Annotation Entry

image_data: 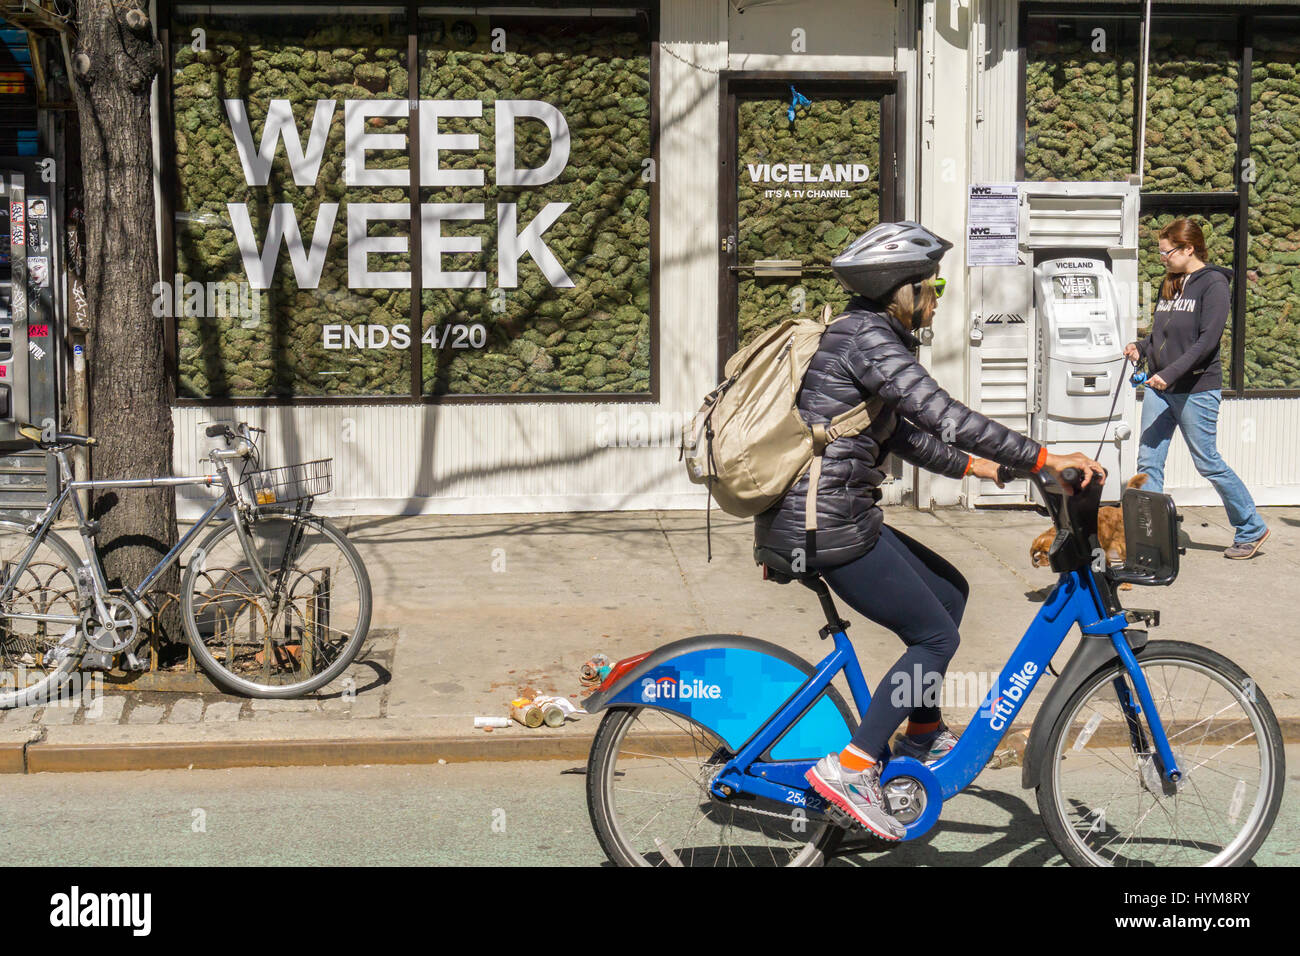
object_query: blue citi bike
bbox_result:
[583,467,1284,866]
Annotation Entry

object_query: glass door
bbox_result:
[719,75,901,374]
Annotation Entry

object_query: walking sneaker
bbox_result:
[1223,529,1269,560]
[805,754,906,841]
[892,722,960,764]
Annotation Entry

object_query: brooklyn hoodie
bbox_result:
[1138,264,1233,393]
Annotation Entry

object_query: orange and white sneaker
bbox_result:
[805,754,906,841]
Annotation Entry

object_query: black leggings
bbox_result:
[822,525,969,761]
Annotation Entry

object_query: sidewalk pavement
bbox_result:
[3,502,1297,772]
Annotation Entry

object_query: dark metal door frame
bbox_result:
[717,71,905,379]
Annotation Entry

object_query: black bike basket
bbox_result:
[1112,488,1182,587]
[240,459,333,505]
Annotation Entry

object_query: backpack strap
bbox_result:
[804,429,828,554]
[803,397,885,555]
[826,398,881,441]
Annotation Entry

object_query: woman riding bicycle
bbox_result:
[753,220,1105,841]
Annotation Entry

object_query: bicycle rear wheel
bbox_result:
[1037,640,1284,866]
[180,510,371,698]
[0,522,86,708]
[587,706,839,867]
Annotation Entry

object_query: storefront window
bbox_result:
[1023,17,1139,182]
[1143,24,1238,191]
[1025,17,1236,188]
[415,11,651,396]
[1247,23,1300,390]
[171,7,411,399]
[734,95,880,351]
[168,4,653,400]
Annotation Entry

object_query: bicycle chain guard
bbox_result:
[706,767,837,828]
[82,595,140,653]
[883,777,927,825]
[879,757,944,839]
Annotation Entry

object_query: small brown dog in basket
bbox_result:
[1030,474,1149,589]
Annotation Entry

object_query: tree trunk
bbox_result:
[71,1,180,639]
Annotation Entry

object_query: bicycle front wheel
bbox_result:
[181,511,372,698]
[1037,640,1285,867]
[587,706,839,867]
[0,521,86,708]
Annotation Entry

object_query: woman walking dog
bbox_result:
[1124,218,1269,559]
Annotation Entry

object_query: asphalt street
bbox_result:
[3,747,1296,866]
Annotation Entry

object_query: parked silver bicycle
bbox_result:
[0,422,371,704]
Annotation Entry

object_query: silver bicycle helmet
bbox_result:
[831,221,953,300]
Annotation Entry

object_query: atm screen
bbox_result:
[1055,275,1098,299]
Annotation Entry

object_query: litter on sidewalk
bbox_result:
[510,698,544,727]
[507,694,587,728]
[493,662,602,730]
[579,654,612,686]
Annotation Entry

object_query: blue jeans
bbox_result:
[1137,388,1267,544]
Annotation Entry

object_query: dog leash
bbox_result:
[1092,356,1139,487]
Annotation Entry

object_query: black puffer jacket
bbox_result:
[753,296,1043,568]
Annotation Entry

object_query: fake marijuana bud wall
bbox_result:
[170,12,651,398]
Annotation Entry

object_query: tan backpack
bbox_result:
[681,304,883,558]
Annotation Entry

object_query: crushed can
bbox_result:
[510,698,544,728]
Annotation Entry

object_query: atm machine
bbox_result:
[0,159,60,516]
[1032,255,1129,480]
[968,181,1139,505]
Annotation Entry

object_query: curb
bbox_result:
[20,732,600,774]
[11,716,1300,774]
[0,742,26,773]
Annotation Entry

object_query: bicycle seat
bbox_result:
[754,546,820,584]
[0,423,97,452]
[44,431,96,447]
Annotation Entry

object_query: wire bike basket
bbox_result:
[239,459,333,506]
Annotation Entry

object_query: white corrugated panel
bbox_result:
[1158,396,1300,507]
[978,354,1032,432]
[972,0,1020,182]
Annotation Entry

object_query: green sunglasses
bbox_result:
[925,276,946,298]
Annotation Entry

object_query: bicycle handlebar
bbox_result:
[205,422,263,461]
[994,465,1092,539]
[995,464,1085,492]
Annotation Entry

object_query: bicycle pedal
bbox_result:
[822,803,857,830]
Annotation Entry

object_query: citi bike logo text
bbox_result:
[640,675,722,702]
[988,661,1039,732]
